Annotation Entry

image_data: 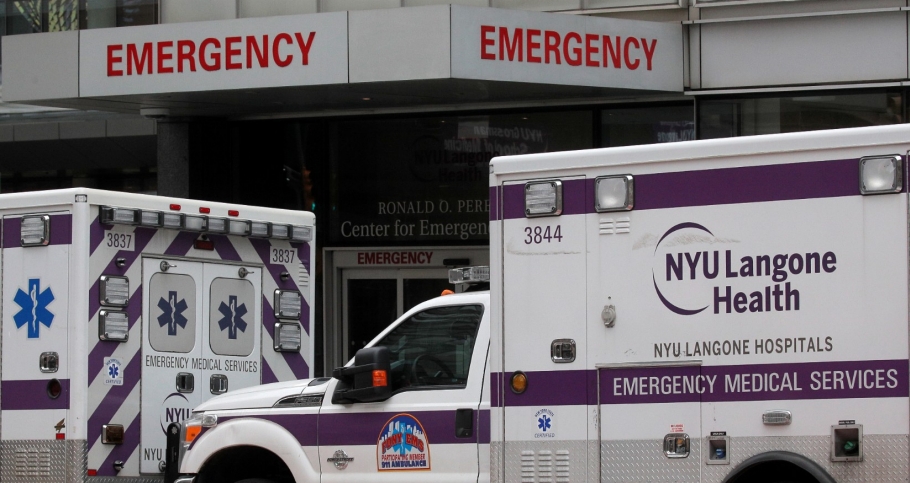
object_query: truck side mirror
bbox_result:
[331,346,392,404]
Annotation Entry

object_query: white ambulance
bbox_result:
[168,124,910,483]
[0,188,315,482]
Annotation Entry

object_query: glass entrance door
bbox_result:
[341,268,451,361]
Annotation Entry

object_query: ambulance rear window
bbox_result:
[374,304,483,392]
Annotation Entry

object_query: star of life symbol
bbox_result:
[157,290,188,336]
[534,408,555,438]
[217,295,248,339]
[104,357,123,386]
[13,278,55,338]
[538,415,551,432]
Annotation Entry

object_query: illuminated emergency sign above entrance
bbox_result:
[79,13,348,97]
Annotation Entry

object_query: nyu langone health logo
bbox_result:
[13,279,55,338]
[217,295,248,339]
[652,223,838,316]
[158,291,188,336]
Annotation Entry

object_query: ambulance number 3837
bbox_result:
[270,247,296,264]
[524,225,562,244]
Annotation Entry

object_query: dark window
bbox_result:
[698,90,903,139]
[328,111,592,245]
[373,304,483,392]
[116,0,156,27]
[600,103,694,147]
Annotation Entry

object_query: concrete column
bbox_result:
[156,121,190,198]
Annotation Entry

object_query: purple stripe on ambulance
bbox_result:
[1,214,71,247]
[262,297,310,379]
[635,158,862,211]
[88,289,142,379]
[88,227,157,320]
[87,351,142,452]
[261,358,279,385]
[319,410,489,446]
[501,179,587,220]
[164,231,199,256]
[90,216,106,255]
[492,359,910,407]
[96,413,141,476]
[498,158,872,220]
[489,372,502,408]
[0,379,70,410]
[208,234,242,261]
[1,217,18,248]
[248,238,298,290]
[49,213,73,245]
[491,370,597,407]
[477,408,491,444]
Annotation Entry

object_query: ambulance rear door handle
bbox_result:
[176,372,194,393]
[455,408,474,438]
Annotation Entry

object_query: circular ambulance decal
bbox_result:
[377,413,431,471]
[159,392,193,435]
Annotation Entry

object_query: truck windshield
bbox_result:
[373,304,483,392]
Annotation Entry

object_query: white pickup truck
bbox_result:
[167,267,491,483]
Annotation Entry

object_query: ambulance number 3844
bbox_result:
[524,225,562,244]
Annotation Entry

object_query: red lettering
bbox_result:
[199,38,221,71]
[157,41,174,74]
[225,36,242,70]
[382,252,391,264]
[126,42,152,75]
[246,35,268,68]
[585,33,599,67]
[603,36,621,68]
[358,253,365,264]
[177,40,196,72]
[526,29,541,63]
[623,37,640,70]
[480,25,495,60]
[294,31,316,65]
[544,31,560,64]
[499,27,523,61]
[107,45,123,76]
[273,33,293,67]
[641,38,657,70]
[563,32,581,66]
[425,252,433,264]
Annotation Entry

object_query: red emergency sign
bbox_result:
[480,25,657,71]
[106,32,316,76]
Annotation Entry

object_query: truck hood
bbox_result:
[195,378,324,411]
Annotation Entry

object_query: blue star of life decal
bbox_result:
[157,291,189,336]
[13,279,55,338]
[217,295,248,339]
[538,415,551,432]
[108,363,119,379]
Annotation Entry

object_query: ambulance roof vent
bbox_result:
[449,266,490,284]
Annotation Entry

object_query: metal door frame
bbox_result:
[324,246,490,371]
